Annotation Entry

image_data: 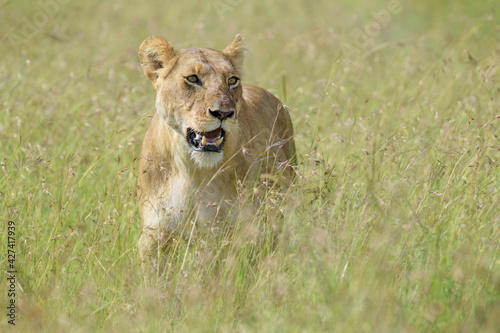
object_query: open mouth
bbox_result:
[187,127,225,153]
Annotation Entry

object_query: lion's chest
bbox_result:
[142,174,238,236]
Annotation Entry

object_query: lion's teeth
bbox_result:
[201,136,206,146]
[215,137,224,147]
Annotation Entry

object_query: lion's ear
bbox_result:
[138,36,175,83]
[223,34,247,75]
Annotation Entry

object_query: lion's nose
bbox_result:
[209,109,235,121]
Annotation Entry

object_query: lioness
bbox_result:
[137,34,295,277]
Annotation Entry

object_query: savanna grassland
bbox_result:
[1,0,499,331]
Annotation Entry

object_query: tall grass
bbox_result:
[1,0,499,331]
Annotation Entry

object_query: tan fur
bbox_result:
[137,35,296,278]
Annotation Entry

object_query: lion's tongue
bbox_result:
[198,128,223,146]
[201,128,222,139]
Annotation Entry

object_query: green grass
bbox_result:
[1,0,499,331]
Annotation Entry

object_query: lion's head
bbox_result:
[138,35,247,168]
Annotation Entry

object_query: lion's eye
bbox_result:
[228,77,239,86]
[185,75,200,85]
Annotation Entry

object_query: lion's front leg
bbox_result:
[138,230,159,285]
[138,224,173,285]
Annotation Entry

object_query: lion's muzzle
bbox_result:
[208,109,234,121]
[187,127,225,153]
